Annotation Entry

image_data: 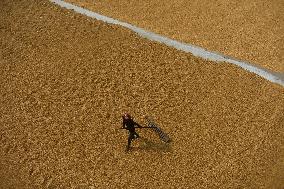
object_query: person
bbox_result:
[122,113,142,151]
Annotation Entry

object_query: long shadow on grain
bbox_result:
[132,137,172,152]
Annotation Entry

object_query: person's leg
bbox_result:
[134,131,140,139]
[127,132,135,151]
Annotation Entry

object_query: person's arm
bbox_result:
[134,121,142,128]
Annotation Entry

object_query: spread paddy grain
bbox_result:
[66,0,284,73]
[0,0,284,188]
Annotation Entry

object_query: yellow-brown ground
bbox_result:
[66,0,284,73]
[0,0,284,188]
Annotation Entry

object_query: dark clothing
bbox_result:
[128,131,140,146]
[122,119,142,131]
[122,118,142,151]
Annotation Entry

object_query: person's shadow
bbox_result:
[132,137,172,152]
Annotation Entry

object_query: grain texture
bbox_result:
[0,0,284,188]
[66,0,284,72]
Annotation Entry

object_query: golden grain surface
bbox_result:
[66,0,284,73]
[0,0,284,188]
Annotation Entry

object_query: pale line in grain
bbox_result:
[50,0,284,87]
